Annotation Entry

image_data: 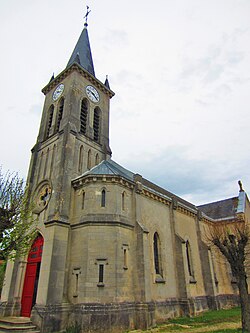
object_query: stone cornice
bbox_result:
[71,220,134,230]
[72,174,203,219]
[42,63,115,98]
[72,174,134,190]
[141,187,171,206]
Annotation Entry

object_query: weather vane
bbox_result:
[84,5,91,24]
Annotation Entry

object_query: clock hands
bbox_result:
[86,86,99,102]
[89,90,98,100]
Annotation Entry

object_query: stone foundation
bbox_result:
[0,295,239,333]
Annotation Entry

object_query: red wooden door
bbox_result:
[21,235,43,317]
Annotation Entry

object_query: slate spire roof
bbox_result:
[67,22,95,76]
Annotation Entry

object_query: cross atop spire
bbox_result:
[66,5,95,76]
[84,5,91,26]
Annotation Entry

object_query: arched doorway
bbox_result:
[21,234,43,317]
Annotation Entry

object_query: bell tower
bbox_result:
[15,17,116,313]
[27,20,114,223]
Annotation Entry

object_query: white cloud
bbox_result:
[1,0,250,205]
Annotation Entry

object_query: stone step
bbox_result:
[0,317,39,333]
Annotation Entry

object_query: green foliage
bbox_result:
[211,329,242,333]
[0,261,6,294]
[0,167,37,260]
[63,322,81,333]
[168,307,241,326]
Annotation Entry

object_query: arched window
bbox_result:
[122,191,125,211]
[153,232,161,275]
[78,146,83,173]
[101,189,106,207]
[80,99,88,135]
[87,149,91,170]
[55,98,64,132]
[46,105,54,138]
[95,153,100,165]
[186,240,194,277]
[93,107,100,142]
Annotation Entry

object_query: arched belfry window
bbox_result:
[80,99,88,135]
[55,98,64,132]
[46,105,54,139]
[186,240,194,277]
[101,189,106,207]
[93,107,101,142]
[153,232,161,275]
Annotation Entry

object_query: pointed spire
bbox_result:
[66,21,95,76]
[104,75,111,89]
[49,73,55,83]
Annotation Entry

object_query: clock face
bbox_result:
[86,85,100,103]
[33,182,52,214]
[52,84,64,101]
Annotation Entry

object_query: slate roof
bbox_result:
[78,159,197,211]
[198,197,238,220]
[81,159,134,181]
[67,23,95,76]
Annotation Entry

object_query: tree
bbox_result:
[0,167,37,260]
[205,221,250,332]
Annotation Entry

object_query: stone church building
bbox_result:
[1,19,249,333]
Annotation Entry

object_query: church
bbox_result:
[1,16,249,333]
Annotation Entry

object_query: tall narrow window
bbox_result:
[101,189,106,207]
[186,240,194,277]
[78,146,83,173]
[82,191,85,210]
[123,249,128,269]
[95,153,100,165]
[80,99,88,135]
[98,264,104,283]
[55,98,64,132]
[122,191,125,211]
[153,232,161,275]
[46,105,54,138]
[93,107,100,142]
[87,149,91,170]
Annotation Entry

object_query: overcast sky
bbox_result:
[0,0,250,205]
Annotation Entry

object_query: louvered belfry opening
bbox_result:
[56,98,64,132]
[93,107,100,142]
[46,105,54,138]
[80,99,88,135]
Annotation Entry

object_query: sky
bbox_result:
[0,0,250,206]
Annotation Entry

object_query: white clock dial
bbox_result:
[86,85,100,103]
[52,84,64,101]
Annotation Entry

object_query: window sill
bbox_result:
[189,276,197,284]
[97,282,105,287]
[155,275,165,283]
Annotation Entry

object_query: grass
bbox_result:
[129,307,242,333]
